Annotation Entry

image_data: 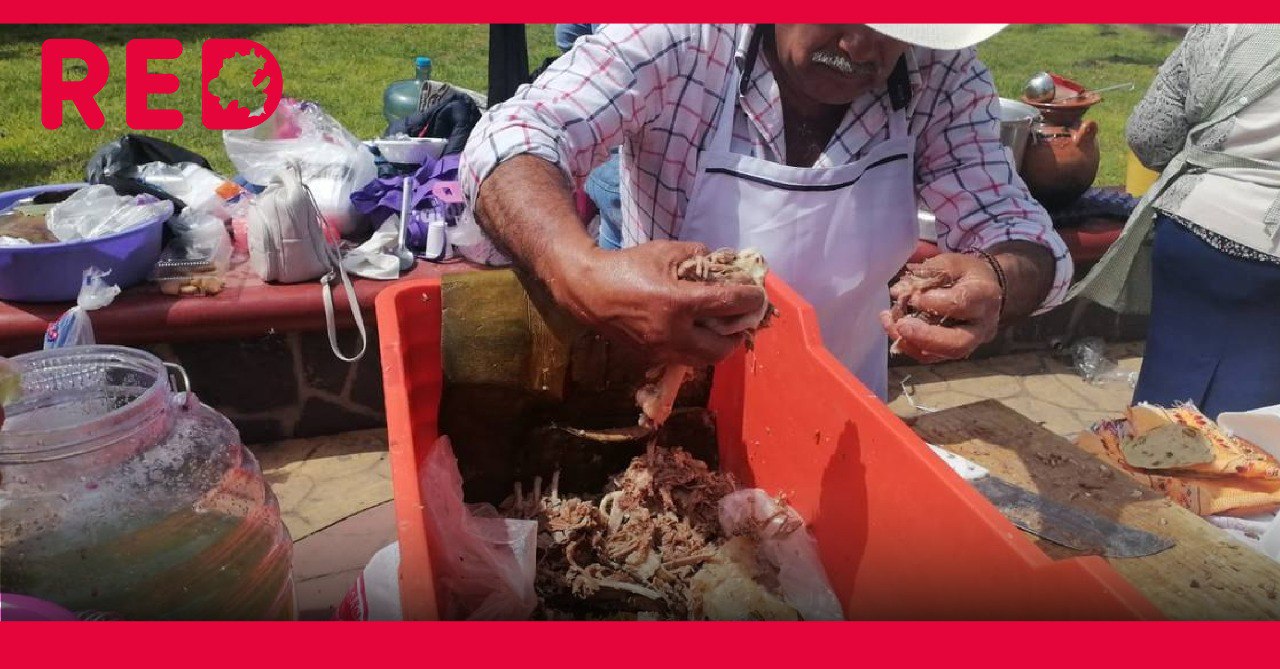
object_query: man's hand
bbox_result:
[475,155,765,367]
[550,241,767,366]
[879,253,1002,364]
[880,241,1055,364]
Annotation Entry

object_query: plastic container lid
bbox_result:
[416,56,432,69]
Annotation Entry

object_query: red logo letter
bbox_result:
[41,39,109,130]
[202,39,283,130]
[125,39,183,131]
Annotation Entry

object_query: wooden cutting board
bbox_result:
[907,400,1280,620]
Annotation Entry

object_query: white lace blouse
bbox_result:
[1127,24,1280,262]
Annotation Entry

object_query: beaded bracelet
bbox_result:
[966,249,1007,320]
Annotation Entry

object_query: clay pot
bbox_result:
[1021,91,1101,127]
[1020,119,1101,210]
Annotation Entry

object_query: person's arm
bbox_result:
[1126,27,1197,170]
[462,25,765,365]
[477,155,763,365]
[885,48,1071,363]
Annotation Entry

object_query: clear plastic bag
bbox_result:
[717,489,844,621]
[42,268,122,349]
[152,209,233,296]
[420,435,538,620]
[1067,337,1138,387]
[224,99,376,237]
[45,185,173,242]
[129,161,249,219]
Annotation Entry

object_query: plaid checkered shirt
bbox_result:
[460,24,1072,312]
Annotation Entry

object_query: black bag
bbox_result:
[385,92,482,155]
[85,134,213,212]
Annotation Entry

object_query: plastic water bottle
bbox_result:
[383,56,433,125]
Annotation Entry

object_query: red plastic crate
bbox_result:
[376,275,1160,620]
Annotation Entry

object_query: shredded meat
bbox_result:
[888,266,955,354]
[501,445,798,620]
[636,249,774,429]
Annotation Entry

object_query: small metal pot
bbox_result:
[997,98,1040,172]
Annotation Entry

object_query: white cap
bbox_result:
[865,24,1007,50]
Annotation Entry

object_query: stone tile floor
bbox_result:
[251,429,397,620]
[888,341,1145,439]
[257,342,1146,619]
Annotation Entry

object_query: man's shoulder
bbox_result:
[601,23,744,50]
[908,45,980,71]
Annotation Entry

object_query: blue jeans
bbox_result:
[1133,215,1280,416]
[554,24,598,52]
[585,150,623,249]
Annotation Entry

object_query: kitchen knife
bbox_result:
[927,444,1175,558]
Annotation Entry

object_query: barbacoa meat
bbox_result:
[501,445,799,620]
[636,249,774,429]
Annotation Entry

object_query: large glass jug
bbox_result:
[0,346,295,620]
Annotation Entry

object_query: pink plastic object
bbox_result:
[1,594,77,621]
[430,182,465,204]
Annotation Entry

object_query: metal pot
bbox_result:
[998,98,1040,171]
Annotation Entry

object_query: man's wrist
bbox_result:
[963,248,1007,319]
[538,232,604,301]
[985,241,1055,322]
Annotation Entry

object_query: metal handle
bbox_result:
[164,362,192,394]
[1059,82,1134,101]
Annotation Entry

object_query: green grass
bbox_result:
[0,24,561,189]
[978,24,1180,185]
[0,24,1178,191]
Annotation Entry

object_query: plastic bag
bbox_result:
[717,489,844,621]
[335,542,404,621]
[45,185,174,243]
[340,216,404,280]
[42,268,121,349]
[130,161,250,220]
[1067,337,1138,387]
[224,99,376,237]
[420,435,537,620]
[152,209,233,296]
[86,134,213,211]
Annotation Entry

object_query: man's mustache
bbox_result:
[811,50,877,77]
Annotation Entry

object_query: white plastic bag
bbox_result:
[130,161,247,219]
[420,435,537,620]
[224,100,376,236]
[717,489,844,621]
[45,185,174,243]
[452,204,512,267]
[335,542,404,621]
[340,217,402,280]
[42,268,122,349]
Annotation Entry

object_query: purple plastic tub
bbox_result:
[0,183,166,303]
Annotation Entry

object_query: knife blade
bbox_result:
[927,444,1175,558]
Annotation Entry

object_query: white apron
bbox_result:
[678,52,918,399]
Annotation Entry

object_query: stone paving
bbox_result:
[888,341,1146,439]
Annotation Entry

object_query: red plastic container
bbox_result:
[376,275,1160,620]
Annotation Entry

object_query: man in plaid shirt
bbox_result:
[460,25,1071,399]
